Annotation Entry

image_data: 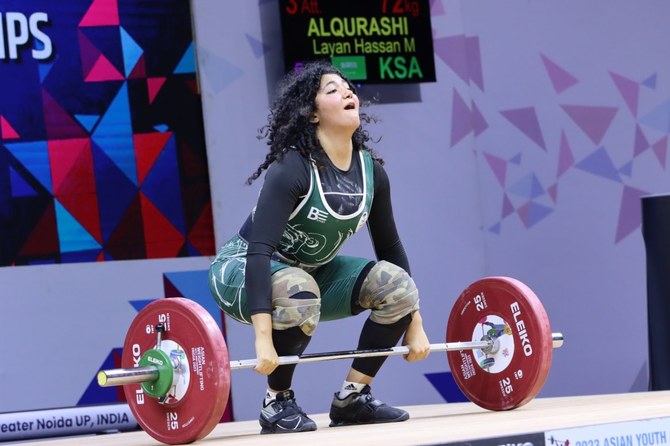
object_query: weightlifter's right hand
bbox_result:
[251,313,279,375]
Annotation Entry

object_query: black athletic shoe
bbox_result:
[259,390,317,434]
[329,385,409,427]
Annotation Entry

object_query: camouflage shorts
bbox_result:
[208,234,372,327]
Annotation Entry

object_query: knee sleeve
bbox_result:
[358,261,419,325]
[270,267,321,336]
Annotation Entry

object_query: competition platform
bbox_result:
[6,391,670,446]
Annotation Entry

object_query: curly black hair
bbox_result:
[247,60,382,184]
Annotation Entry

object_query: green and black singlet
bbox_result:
[240,147,410,316]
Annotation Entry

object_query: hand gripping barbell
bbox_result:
[97,276,564,445]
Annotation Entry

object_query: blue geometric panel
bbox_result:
[9,166,38,197]
[246,34,270,59]
[518,201,554,228]
[425,371,469,403]
[78,348,123,405]
[92,83,138,185]
[130,299,158,313]
[140,135,186,234]
[508,173,545,200]
[619,160,633,177]
[488,222,502,234]
[120,27,143,77]
[4,141,53,194]
[174,43,196,74]
[575,147,622,183]
[642,73,657,89]
[92,142,139,242]
[164,270,222,330]
[74,114,101,132]
[55,201,102,253]
[198,47,245,93]
[640,100,670,133]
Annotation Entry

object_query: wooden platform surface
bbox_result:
[11,391,670,445]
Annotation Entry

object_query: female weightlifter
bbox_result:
[208,60,430,433]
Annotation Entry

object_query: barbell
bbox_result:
[97,276,564,444]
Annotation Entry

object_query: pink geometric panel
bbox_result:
[79,0,120,27]
[78,30,99,76]
[633,125,650,157]
[501,193,515,218]
[610,71,639,117]
[434,35,482,88]
[85,54,124,82]
[1,115,20,139]
[483,152,507,186]
[430,0,445,16]
[129,56,147,79]
[465,36,483,90]
[615,185,648,243]
[540,53,578,94]
[450,89,472,147]
[547,183,558,203]
[500,107,546,150]
[471,101,488,136]
[561,105,618,145]
[147,77,167,104]
[652,136,668,169]
[42,89,89,140]
[557,131,575,178]
[134,132,172,184]
[434,35,466,82]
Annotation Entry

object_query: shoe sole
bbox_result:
[260,426,317,434]
[260,420,317,434]
[329,413,409,427]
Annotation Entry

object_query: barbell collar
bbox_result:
[97,366,159,387]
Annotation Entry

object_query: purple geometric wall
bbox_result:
[434,25,667,242]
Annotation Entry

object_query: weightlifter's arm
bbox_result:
[245,152,309,375]
[368,162,430,362]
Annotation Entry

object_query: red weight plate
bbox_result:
[446,277,553,411]
[122,298,230,444]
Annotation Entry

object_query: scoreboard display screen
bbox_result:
[278,0,436,84]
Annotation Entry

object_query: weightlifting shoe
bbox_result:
[329,385,409,427]
[259,390,317,434]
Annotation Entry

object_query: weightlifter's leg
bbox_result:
[333,260,421,426]
[312,258,421,427]
[259,266,321,434]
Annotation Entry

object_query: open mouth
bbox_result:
[344,103,356,110]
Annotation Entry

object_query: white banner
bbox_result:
[0,404,137,441]
[546,417,670,446]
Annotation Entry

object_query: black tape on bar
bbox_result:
[641,193,670,391]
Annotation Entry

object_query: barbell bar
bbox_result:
[99,334,564,388]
